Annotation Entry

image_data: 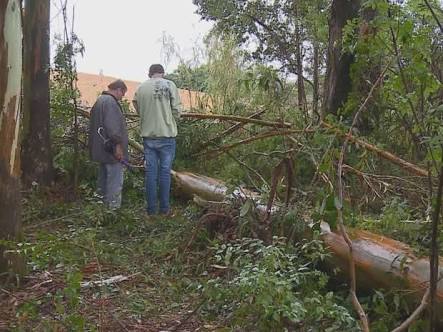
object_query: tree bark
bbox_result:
[430,159,443,331]
[322,0,361,117]
[354,6,379,134]
[294,3,307,113]
[21,0,53,187]
[312,39,320,118]
[0,0,23,274]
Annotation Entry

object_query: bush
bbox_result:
[201,237,358,331]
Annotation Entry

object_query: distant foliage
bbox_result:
[193,0,329,76]
[165,63,209,92]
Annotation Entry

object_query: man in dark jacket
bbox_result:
[88,79,128,209]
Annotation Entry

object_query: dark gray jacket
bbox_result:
[88,92,128,164]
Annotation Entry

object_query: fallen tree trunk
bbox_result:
[322,224,443,305]
[171,170,443,314]
[172,170,228,202]
[171,170,266,208]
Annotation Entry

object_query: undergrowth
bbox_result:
[0,179,430,331]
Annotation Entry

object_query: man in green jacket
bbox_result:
[133,64,182,215]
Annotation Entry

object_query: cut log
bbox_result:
[172,170,443,313]
[321,223,443,306]
[172,170,227,202]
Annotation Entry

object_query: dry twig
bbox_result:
[391,288,430,332]
[181,112,292,128]
[226,151,269,190]
[335,61,390,331]
[183,212,231,253]
[423,0,443,34]
[197,129,309,158]
[196,109,266,152]
[169,299,207,332]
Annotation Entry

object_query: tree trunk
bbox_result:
[322,0,361,117]
[21,0,53,187]
[0,0,24,274]
[294,4,307,113]
[312,39,320,118]
[355,6,380,134]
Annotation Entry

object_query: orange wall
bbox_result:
[76,72,211,111]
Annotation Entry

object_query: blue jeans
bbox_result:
[143,138,176,215]
[97,162,124,209]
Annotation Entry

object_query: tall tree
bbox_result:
[322,0,361,117]
[21,0,53,186]
[193,0,328,110]
[0,0,23,273]
[293,1,307,112]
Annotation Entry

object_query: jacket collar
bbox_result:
[101,91,124,114]
[101,91,120,103]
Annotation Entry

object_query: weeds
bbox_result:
[3,180,439,330]
[2,187,205,330]
[200,237,358,331]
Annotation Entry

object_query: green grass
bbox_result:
[1,189,213,331]
[1,183,434,331]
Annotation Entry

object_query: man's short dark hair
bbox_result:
[108,79,127,92]
[148,64,165,77]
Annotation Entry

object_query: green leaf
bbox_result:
[240,199,253,217]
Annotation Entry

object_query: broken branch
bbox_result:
[181,112,292,128]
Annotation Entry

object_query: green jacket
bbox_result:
[134,77,182,138]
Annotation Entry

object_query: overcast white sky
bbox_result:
[50,0,213,82]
